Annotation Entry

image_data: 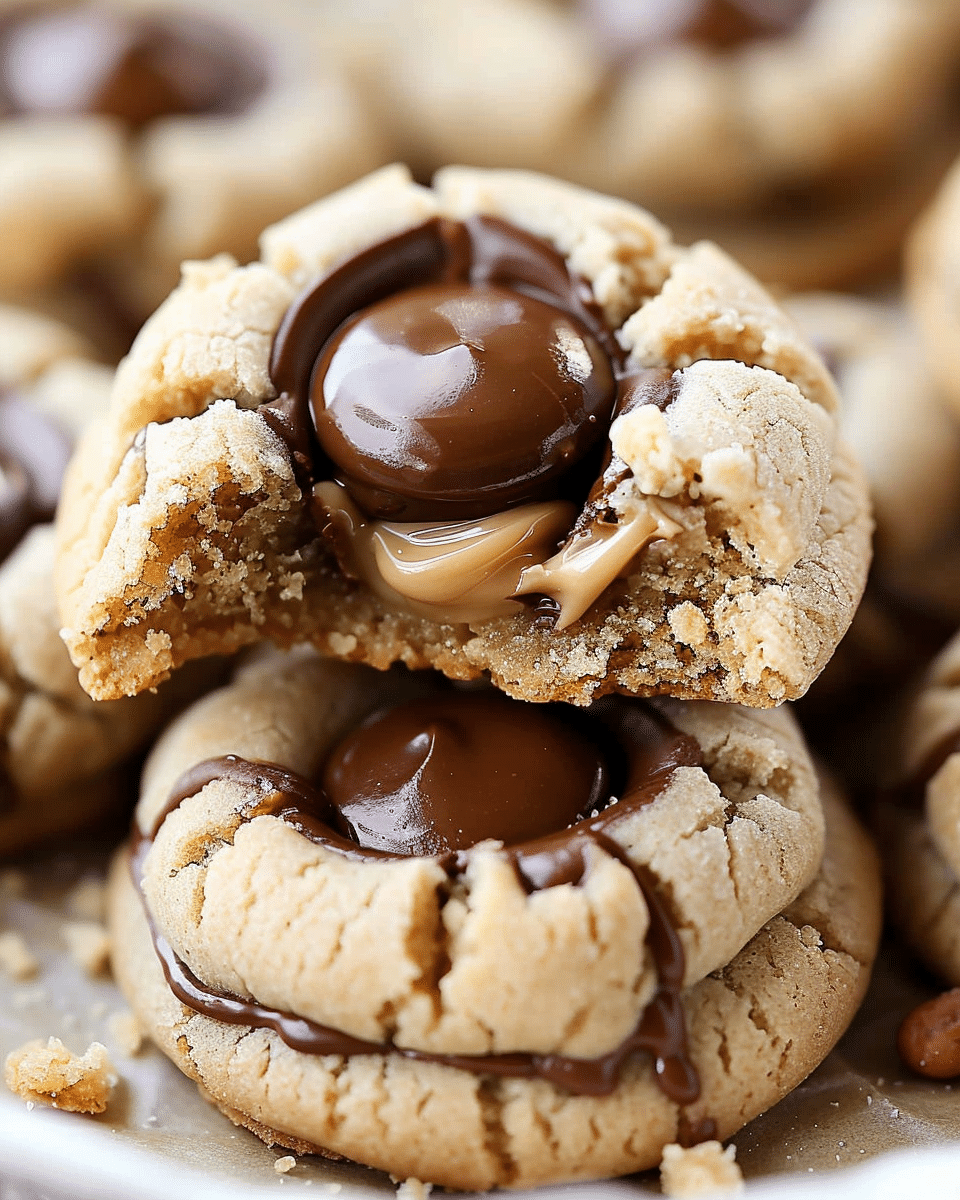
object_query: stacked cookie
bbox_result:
[49,165,885,1186]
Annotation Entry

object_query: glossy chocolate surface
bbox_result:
[271,216,625,523]
[0,6,266,126]
[0,390,72,564]
[312,280,616,521]
[136,696,709,1106]
[323,691,609,855]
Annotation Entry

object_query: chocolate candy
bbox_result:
[312,281,616,522]
[271,215,621,524]
[322,691,610,854]
[0,6,266,127]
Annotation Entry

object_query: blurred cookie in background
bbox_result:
[339,0,960,289]
[0,0,388,352]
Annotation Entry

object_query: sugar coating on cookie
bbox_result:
[57,165,870,709]
[109,667,882,1190]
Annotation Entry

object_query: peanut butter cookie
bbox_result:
[108,644,881,1188]
[56,166,871,707]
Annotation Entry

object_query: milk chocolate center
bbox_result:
[312,281,616,522]
[0,6,266,126]
[270,216,624,524]
[323,691,610,854]
[584,0,814,57]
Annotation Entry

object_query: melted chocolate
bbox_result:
[133,698,710,1109]
[312,281,616,521]
[270,216,632,524]
[0,6,266,127]
[0,389,72,565]
[323,692,609,855]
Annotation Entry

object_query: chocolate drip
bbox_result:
[133,699,710,1109]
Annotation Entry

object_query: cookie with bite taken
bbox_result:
[56,165,872,707]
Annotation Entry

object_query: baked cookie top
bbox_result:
[112,645,881,1187]
[56,165,871,706]
[786,292,960,572]
[0,0,384,303]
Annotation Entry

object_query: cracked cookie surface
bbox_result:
[108,648,881,1187]
[56,165,871,707]
[878,629,960,984]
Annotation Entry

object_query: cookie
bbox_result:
[0,0,385,314]
[0,305,206,853]
[333,0,960,288]
[786,292,960,613]
[877,630,960,985]
[107,645,881,1188]
[56,165,871,708]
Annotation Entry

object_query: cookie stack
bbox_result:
[45,163,887,1187]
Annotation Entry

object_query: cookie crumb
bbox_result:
[394,1179,432,1200]
[0,931,38,980]
[107,1009,143,1056]
[275,1156,296,1175]
[62,921,110,976]
[66,878,106,922]
[4,1037,116,1113]
[660,1141,743,1197]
